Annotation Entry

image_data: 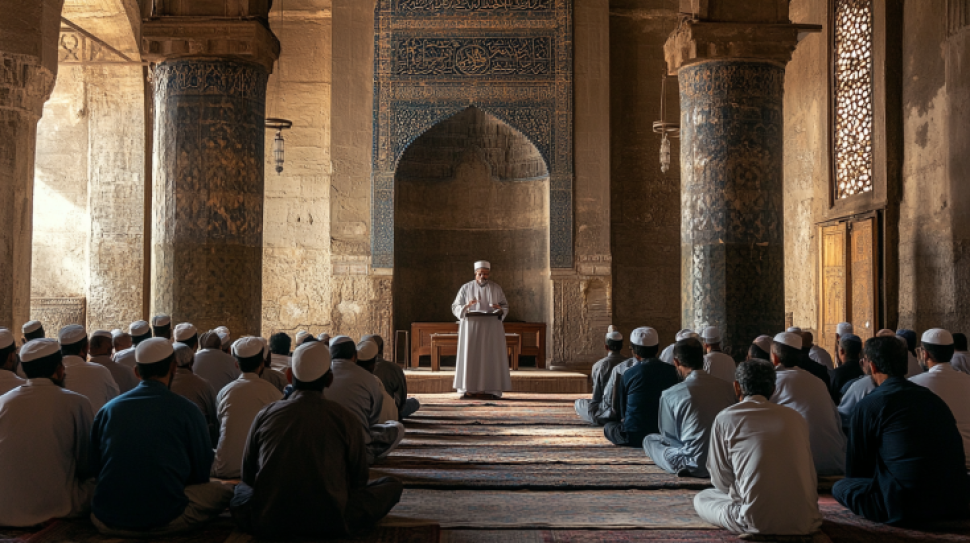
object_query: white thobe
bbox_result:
[270,353,291,372]
[376,377,399,423]
[704,352,737,383]
[770,367,846,476]
[212,373,283,478]
[698,396,821,535]
[909,363,970,468]
[951,351,970,375]
[63,355,119,413]
[114,346,136,368]
[809,345,834,370]
[0,379,95,527]
[325,359,386,443]
[0,369,25,395]
[194,348,242,394]
[452,280,511,396]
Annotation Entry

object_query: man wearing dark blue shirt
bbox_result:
[90,338,234,537]
[604,327,679,447]
[833,336,970,525]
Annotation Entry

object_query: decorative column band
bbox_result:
[0,53,56,119]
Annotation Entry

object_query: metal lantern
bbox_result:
[265,118,292,175]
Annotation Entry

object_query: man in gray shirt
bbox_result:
[363,334,420,419]
[575,326,627,425]
[170,343,219,447]
[194,331,241,394]
[644,337,737,477]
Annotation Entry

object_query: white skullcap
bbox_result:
[22,320,42,334]
[474,260,491,270]
[674,329,694,341]
[837,322,854,336]
[258,336,269,358]
[292,342,331,382]
[129,320,151,336]
[606,325,622,342]
[152,314,171,327]
[215,326,230,336]
[701,326,721,344]
[753,335,773,354]
[295,330,311,345]
[173,342,194,367]
[786,326,802,334]
[111,328,125,338]
[91,329,112,340]
[0,329,14,350]
[330,335,353,347]
[773,332,802,350]
[922,328,954,346]
[317,333,331,343]
[357,339,379,361]
[232,337,264,359]
[630,327,659,347]
[58,324,87,346]
[173,323,198,342]
[218,331,230,348]
[20,338,60,363]
[136,337,174,364]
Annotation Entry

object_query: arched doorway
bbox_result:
[393,108,551,359]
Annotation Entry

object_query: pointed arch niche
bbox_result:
[393,108,551,334]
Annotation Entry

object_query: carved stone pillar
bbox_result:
[0,0,63,331]
[665,13,820,356]
[142,19,279,335]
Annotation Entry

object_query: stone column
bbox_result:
[142,20,279,335]
[665,13,819,355]
[0,0,63,331]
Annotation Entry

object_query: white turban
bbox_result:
[474,260,491,271]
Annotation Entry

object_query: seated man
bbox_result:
[326,336,405,464]
[58,325,119,413]
[194,330,241,394]
[834,336,970,525]
[794,331,831,388]
[356,339,398,423]
[170,342,219,447]
[769,332,845,476]
[254,337,287,392]
[268,332,292,371]
[114,320,151,368]
[230,342,403,537]
[110,329,131,360]
[152,314,172,339]
[89,330,138,394]
[212,337,284,479]
[0,339,94,527]
[701,327,736,383]
[829,334,863,403]
[659,329,696,364]
[0,328,25,394]
[949,332,969,374]
[90,338,233,537]
[896,329,923,377]
[695,359,822,537]
[604,327,679,446]
[802,330,834,370]
[364,334,420,420]
[834,322,853,365]
[575,325,628,425]
[643,337,736,477]
[747,335,772,361]
[909,329,970,469]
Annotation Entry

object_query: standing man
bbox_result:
[575,325,628,425]
[451,260,511,399]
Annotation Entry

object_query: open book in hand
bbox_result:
[467,308,502,317]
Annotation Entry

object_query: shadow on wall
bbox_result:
[394,107,551,331]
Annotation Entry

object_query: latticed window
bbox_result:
[833,0,874,200]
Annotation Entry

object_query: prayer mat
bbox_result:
[385,489,713,529]
[818,497,970,542]
[413,393,585,403]
[401,434,614,448]
[406,414,585,426]
[405,424,604,437]
[388,445,655,465]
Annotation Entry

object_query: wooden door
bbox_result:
[850,218,878,341]
[820,224,848,355]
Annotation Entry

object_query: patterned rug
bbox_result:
[388,445,654,465]
[406,424,603,437]
[439,530,754,543]
[401,434,615,448]
[818,497,970,542]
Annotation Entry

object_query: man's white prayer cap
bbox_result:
[317,333,331,343]
[135,337,174,364]
[174,323,197,342]
[786,326,802,334]
[232,337,264,359]
[111,329,125,338]
[152,314,171,327]
[218,331,230,348]
[330,335,353,347]
[20,338,60,363]
[22,320,42,334]
[922,328,954,346]
[129,320,151,336]
[837,322,853,336]
[91,329,112,340]
[292,342,331,382]
[257,336,270,358]
[173,342,194,367]
[295,330,311,345]
[630,327,659,347]
[773,332,802,350]
[606,325,623,342]
[215,326,230,336]
[58,324,86,346]
[357,339,379,362]
[674,329,696,341]
[753,335,773,353]
[701,326,721,344]
[474,260,491,270]
[0,329,14,350]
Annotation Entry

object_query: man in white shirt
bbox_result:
[769,332,846,476]
[950,333,970,374]
[0,338,95,526]
[801,330,834,370]
[326,336,405,464]
[834,322,853,366]
[701,326,736,383]
[115,320,152,368]
[89,330,138,394]
[152,314,173,340]
[356,339,398,423]
[111,329,131,360]
[212,337,283,478]
[695,359,822,536]
[575,326,629,425]
[909,328,970,468]
[21,320,45,344]
[194,330,241,394]
[59,325,119,413]
[0,328,25,394]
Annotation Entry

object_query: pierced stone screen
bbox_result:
[834,0,874,200]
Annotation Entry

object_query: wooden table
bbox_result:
[429,333,522,371]
[411,322,546,370]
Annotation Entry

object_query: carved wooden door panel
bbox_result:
[820,224,848,356]
[850,218,878,341]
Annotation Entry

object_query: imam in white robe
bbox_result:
[770,367,846,476]
[909,363,970,468]
[452,280,511,396]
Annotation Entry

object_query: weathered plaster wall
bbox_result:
[609,1,681,344]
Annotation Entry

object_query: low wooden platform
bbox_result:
[406,368,588,394]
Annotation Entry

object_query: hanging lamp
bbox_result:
[653,2,680,174]
[265,0,292,175]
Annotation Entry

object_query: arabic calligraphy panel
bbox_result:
[392,37,552,77]
[394,0,553,13]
